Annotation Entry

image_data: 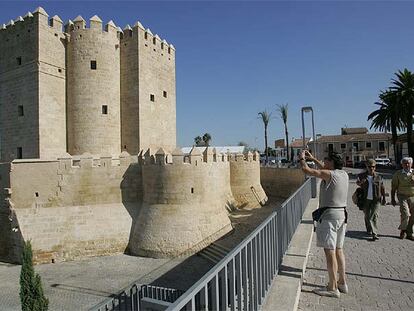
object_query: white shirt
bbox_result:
[367,175,373,200]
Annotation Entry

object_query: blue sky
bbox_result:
[1,1,413,150]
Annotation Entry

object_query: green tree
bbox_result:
[258,110,271,164]
[20,241,49,311]
[276,103,289,161]
[368,89,405,164]
[194,136,202,146]
[391,69,414,158]
[202,133,212,146]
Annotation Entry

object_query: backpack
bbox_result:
[352,187,364,210]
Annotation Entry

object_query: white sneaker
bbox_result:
[338,283,348,294]
[313,287,340,298]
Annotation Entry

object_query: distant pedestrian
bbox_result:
[356,159,386,241]
[300,150,348,298]
[391,157,414,240]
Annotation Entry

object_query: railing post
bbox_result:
[311,176,317,198]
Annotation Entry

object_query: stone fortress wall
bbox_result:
[0,148,270,264]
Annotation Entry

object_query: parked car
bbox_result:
[375,158,393,167]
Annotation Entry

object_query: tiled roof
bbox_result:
[341,127,368,135]
[312,133,391,143]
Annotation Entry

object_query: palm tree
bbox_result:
[368,89,405,164]
[194,136,202,146]
[258,110,271,164]
[276,104,289,161]
[202,133,212,146]
[391,69,414,158]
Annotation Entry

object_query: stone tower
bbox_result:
[0,8,66,161]
[120,22,176,154]
[0,7,177,161]
[66,15,121,156]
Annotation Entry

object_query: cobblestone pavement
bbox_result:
[299,178,414,311]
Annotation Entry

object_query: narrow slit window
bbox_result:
[18,105,24,116]
[153,37,156,45]
[163,91,167,98]
[16,57,22,65]
[150,94,155,102]
[144,32,148,40]
[90,60,97,70]
[161,43,164,50]
[191,187,194,194]
[17,147,22,159]
[102,105,108,114]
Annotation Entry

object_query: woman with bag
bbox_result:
[299,150,348,298]
[356,159,386,241]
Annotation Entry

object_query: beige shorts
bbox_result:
[316,219,346,250]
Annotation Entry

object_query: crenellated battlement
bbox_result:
[65,14,119,37]
[138,147,259,167]
[0,7,66,37]
[119,21,175,55]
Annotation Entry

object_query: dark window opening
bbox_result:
[18,105,24,116]
[153,37,156,45]
[150,94,155,102]
[191,187,194,194]
[58,68,62,73]
[123,145,127,150]
[328,144,334,153]
[54,33,58,37]
[168,47,171,54]
[90,60,97,70]
[17,147,22,159]
[366,142,372,148]
[145,43,148,47]
[161,43,164,50]
[144,32,148,40]
[35,192,39,197]
[353,142,359,151]
[340,143,346,149]
[379,141,385,151]
[163,91,167,98]
[16,57,22,65]
[153,49,156,52]
[102,105,108,114]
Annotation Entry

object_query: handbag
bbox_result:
[312,207,328,223]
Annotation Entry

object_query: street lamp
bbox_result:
[301,106,317,157]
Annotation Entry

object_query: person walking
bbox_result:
[299,150,348,298]
[391,157,414,240]
[356,159,386,241]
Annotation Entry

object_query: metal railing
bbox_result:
[92,285,184,311]
[91,177,313,311]
[165,177,313,311]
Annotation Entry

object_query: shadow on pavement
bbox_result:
[346,230,371,240]
[50,283,117,298]
[307,267,414,285]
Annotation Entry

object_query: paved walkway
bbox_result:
[299,179,414,311]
